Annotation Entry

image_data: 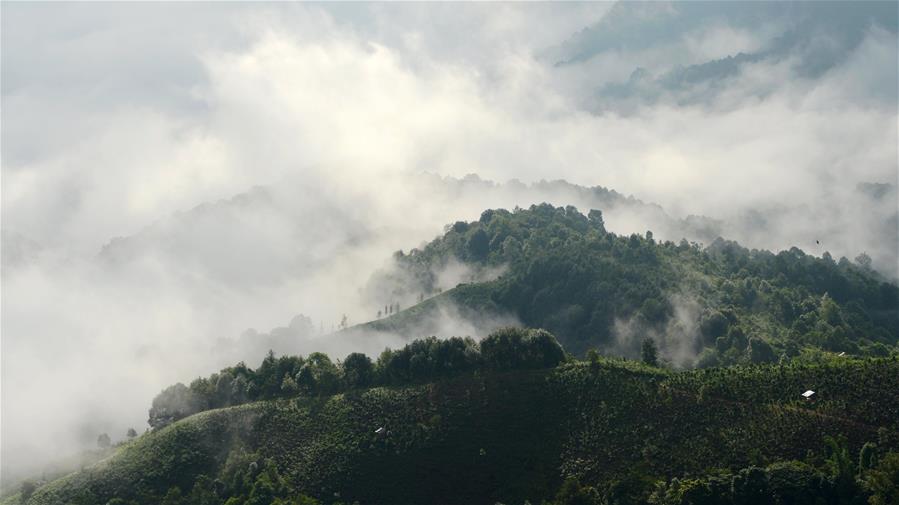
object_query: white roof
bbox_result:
[838,352,846,357]
[375,427,385,434]
[802,390,815,398]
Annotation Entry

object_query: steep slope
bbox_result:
[368,204,898,364]
[341,282,513,341]
[12,357,899,505]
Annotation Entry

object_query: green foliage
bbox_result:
[106,499,138,505]
[296,353,340,396]
[550,478,600,505]
[20,357,899,505]
[700,310,729,342]
[647,458,887,505]
[159,487,182,505]
[147,329,567,428]
[19,481,35,504]
[747,337,776,364]
[859,442,878,473]
[376,336,482,384]
[342,352,374,389]
[148,383,209,429]
[606,472,656,505]
[651,357,899,432]
[730,467,768,505]
[480,327,566,370]
[641,338,659,367]
[185,475,218,505]
[27,204,897,505]
[378,204,897,361]
[467,228,490,261]
[863,452,899,505]
[824,435,856,490]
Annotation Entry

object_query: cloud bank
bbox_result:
[2,1,896,487]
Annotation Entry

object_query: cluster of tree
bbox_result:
[386,204,898,361]
[641,338,659,367]
[92,428,138,451]
[24,351,898,505]
[99,455,326,505]
[543,439,899,505]
[89,441,899,505]
[376,302,402,319]
[149,327,565,429]
[663,356,899,429]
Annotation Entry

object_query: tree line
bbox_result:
[547,438,899,505]
[148,327,565,429]
[386,204,898,362]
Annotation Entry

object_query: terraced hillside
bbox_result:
[11,356,898,505]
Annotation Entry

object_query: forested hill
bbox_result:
[10,343,899,505]
[9,205,898,505]
[369,204,898,365]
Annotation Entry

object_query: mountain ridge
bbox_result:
[9,354,898,505]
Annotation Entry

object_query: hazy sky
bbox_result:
[2,1,897,486]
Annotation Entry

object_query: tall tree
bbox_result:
[342,352,374,388]
[641,338,659,367]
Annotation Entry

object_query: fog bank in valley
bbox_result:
[2,2,896,487]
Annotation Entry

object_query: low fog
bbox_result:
[2,2,896,488]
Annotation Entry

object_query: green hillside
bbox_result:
[372,204,898,364]
[10,349,899,505]
[10,205,898,505]
[350,281,505,337]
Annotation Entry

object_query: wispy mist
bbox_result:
[2,1,896,487]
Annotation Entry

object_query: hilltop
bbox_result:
[9,205,899,505]
[362,204,897,365]
[8,340,898,505]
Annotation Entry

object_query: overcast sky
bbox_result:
[2,1,897,486]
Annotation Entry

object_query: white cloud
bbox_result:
[1,2,896,486]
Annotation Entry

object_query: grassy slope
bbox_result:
[341,282,504,337]
[15,358,899,505]
[0,448,115,500]
[381,205,899,360]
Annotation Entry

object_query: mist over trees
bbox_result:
[641,338,659,367]
[378,204,898,365]
[26,346,899,505]
[148,327,566,429]
[3,0,897,495]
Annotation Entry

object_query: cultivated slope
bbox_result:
[14,357,899,505]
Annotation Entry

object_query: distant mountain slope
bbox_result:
[339,282,514,343]
[93,175,722,283]
[11,356,898,505]
[368,204,898,364]
[550,1,897,111]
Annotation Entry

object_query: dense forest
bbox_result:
[8,329,898,505]
[146,327,565,430]
[8,1,899,503]
[9,206,898,505]
[371,204,898,364]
